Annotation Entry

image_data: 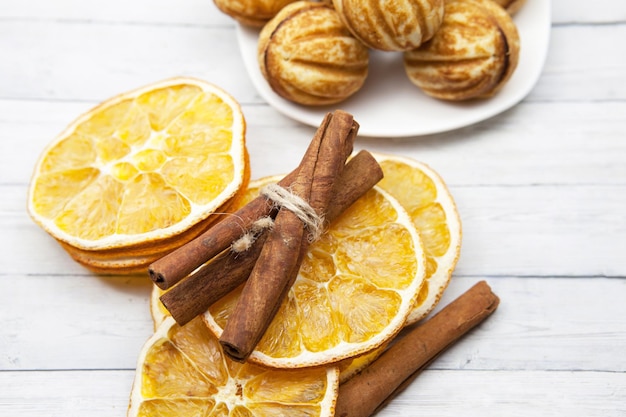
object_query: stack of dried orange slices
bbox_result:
[139,154,462,416]
[27,78,249,273]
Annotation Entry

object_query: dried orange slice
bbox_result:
[150,285,169,330]
[27,77,248,273]
[128,316,339,417]
[202,175,426,368]
[374,153,461,324]
[149,282,378,385]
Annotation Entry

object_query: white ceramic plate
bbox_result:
[237,0,551,138]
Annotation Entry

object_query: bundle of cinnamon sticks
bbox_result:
[150,110,382,361]
[148,111,501,416]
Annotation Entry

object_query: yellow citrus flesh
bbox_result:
[203,176,426,368]
[59,177,249,273]
[128,316,339,417]
[150,285,169,331]
[28,78,247,253]
[373,153,461,324]
[151,279,383,385]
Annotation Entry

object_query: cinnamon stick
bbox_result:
[160,150,383,326]
[148,114,334,290]
[335,280,500,417]
[219,111,357,362]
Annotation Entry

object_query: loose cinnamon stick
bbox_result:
[160,150,382,326]
[335,280,500,417]
[219,111,357,362]
[148,114,334,290]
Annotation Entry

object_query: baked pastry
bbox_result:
[332,0,444,51]
[403,0,520,100]
[214,0,297,27]
[258,1,369,106]
[491,0,527,14]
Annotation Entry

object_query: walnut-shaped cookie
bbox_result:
[332,0,444,51]
[214,0,297,27]
[258,1,369,106]
[403,0,520,101]
[491,0,527,14]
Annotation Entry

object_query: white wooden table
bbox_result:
[1,1,625,415]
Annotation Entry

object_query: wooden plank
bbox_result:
[528,24,626,102]
[0,0,233,25]
[356,101,626,187]
[0,21,255,103]
[452,184,626,277]
[2,0,625,25]
[7,180,626,277]
[0,369,623,416]
[0,370,134,416]
[2,276,625,372]
[380,369,626,417]
[552,1,626,23]
[0,273,153,371]
[429,277,626,372]
[3,100,626,187]
[1,21,626,104]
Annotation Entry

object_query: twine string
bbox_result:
[230,216,274,253]
[230,183,324,253]
[260,183,323,242]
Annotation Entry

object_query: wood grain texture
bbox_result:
[2,276,625,374]
[1,0,624,415]
[4,101,626,187]
[0,0,231,25]
[6,0,624,24]
[6,185,625,277]
[0,369,624,416]
[1,15,626,104]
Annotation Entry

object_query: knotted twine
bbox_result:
[230,183,324,253]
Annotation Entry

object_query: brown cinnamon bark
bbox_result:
[148,114,334,290]
[335,280,500,417]
[160,150,383,326]
[219,111,357,362]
